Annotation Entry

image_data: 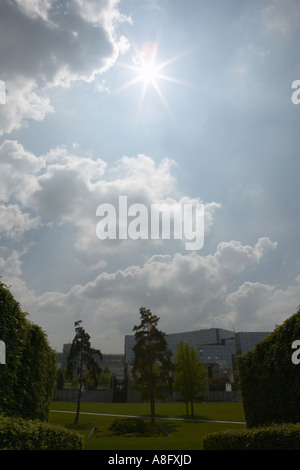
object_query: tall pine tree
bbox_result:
[67,321,102,424]
[132,307,173,423]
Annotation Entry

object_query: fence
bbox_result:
[126,388,241,403]
[53,388,242,403]
[53,389,113,403]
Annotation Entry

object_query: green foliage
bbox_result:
[56,368,66,390]
[67,320,102,423]
[173,341,207,416]
[0,281,56,420]
[109,418,147,436]
[67,320,102,382]
[203,423,300,450]
[105,417,164,438]
[132,307,173,401]
[132,307,173,422]
[209,375,227,391]
[238,306,300,428]
[0,414,83,450]
[98,369,112,389]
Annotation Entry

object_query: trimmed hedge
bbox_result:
[203,423,300,450]
[238,306,300,428]
[0,415,83,450]
[109,418,147,436]
[0,282,56,420]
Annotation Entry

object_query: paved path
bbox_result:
[50,409,245,425]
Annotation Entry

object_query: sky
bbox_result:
[0,0,299,354]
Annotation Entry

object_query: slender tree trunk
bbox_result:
[75,351,83,424]
[189,370,194,417]
[150,382,155,424]
[191,399,194,417]
[75,383,81,424]
[185,401,189,416]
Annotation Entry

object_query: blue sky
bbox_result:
[0,0,299,353]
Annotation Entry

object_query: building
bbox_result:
[58,328,271,380]
[96,354,124,381]
[235,331,270,356]
[58,343,124,379]
[124,328,270,377]
[59,343,72,369]
[55,328,271,402]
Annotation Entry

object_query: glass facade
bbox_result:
[59,344,125,379]
[124,328,270,372]
[235,331,270,355]
[59,329,271,379]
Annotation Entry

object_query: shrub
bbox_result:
[203,423,300,450]
[0,282,56,420]
[238,306,300,428]
[109,418,147,436]
[0,415,83,450]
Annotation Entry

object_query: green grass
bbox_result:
[49,401,246,450]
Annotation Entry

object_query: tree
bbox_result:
[0,280,56,420]
[99,367,112,389]
[132,307,173,424]
[56,368,66,391]
[238,306,300,428]
[174,341,207,417]
[67,320,102,424]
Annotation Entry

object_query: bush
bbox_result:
[238,306,300,428]
[109,418,147,436]
[203,423,300,450]
[0,282,56,420]
[0,415,83,450]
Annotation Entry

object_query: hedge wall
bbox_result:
[238,306,300,428]
[0,281,57,420]
[203,423,300,450]
[0,415,83,450]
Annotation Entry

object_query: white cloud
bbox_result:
[0,0,131,134]
[261,0,300,36]
[0,141,219,259]
[226,277,300,331]
[0,140,45,203]
[0,79,54,135]
[0,140,291,354]
[0,249,31,300]
[14,0,51,21]
[0,204,40,241]
[0,139,222,293]
[7,236,277,353]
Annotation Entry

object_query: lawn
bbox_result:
[49,401,246,450]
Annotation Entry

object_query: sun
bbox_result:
[138,60,159,86]
[115,41,187,113]
[134,42,161,87]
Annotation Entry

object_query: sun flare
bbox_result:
[138,60,159,85]
[116,41,187,114]
[132,41,162,90]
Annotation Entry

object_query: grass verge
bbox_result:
[49,401,246,450]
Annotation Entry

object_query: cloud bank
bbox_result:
[0,138,292,353]
[0,0,298,354]
[0,0,130,134]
